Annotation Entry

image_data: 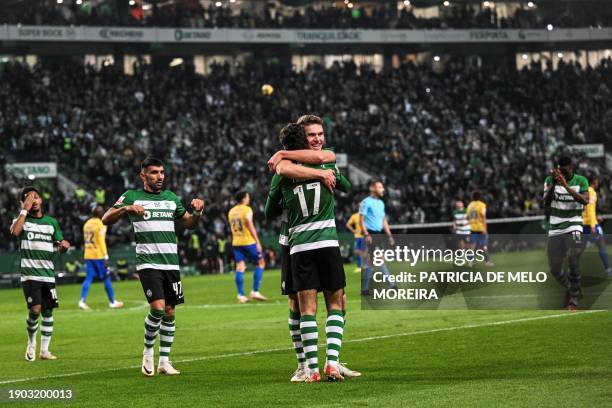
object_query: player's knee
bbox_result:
[236,262,246,272]
[150,299,165,310]
[30,304,42,314]
[164,305,175,317]
[258,259,265,268]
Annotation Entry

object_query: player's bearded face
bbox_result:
[304,124,324,150]
[141,166,165,192]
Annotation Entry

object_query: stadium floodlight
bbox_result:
[443,1,450,7]
[546,23,554,31]
[527,1,535,8]
[433,55,441,62]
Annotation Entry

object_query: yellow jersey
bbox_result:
[466,200,487,232]
[83,217,108,260]
[582,186,598,228]
[347,213,363,238]
[228,204,256,246]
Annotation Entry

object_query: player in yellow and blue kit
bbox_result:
[228,192,267,303]
[467,191,494,266]
[346,212,365,273]
[79,206,123,310]
[582,176,611,276]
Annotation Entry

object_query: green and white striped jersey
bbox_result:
[452,209,470,235]
[113,189,186,271]
[268,163,351,255]
[544,174,588,236]
[14,215,63,283]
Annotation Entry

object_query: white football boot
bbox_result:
[249,291,268,301]
[109,300,124,309]
[290,365,309,382]
[39,350,57,360]
[338,362,362,378]
[78,300,91,310]
[157,360,181,375]
[141,354,155,377]
[25,342,36,362]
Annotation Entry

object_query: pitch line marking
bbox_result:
[0,310,604,385]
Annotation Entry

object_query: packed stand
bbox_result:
[2,1,612,30]
[1,57,611,254]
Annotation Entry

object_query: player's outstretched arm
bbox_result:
[276,160,336,191]
[180,199,205,229]
[268,149,335,172]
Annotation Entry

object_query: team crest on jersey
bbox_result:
[27,296,32,303]
[146,289,153,298]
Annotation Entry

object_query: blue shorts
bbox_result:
[85,259,108,280]
[583,224,603,242]
[470,232,488,248]
[354,237,366,251]
[233,244,262,264]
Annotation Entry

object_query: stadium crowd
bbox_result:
[1,1,611,30]
[1,57,611,256]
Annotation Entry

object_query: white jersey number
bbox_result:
[293,182,321,217]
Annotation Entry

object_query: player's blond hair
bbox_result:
[296,115,323,127]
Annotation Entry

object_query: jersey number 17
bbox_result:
[293,182,321,217]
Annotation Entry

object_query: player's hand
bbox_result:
[365,234,372,245]
[267,151,285,173]
[388,235,395,246]
[57,240,70,253]
[21,193,35,211]
[318,169,336,192]
[191,198,205,213]
[125,205,145,216]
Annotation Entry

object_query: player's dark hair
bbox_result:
[92,206,105,218]
[141,157,164,171]
[20,186,40,202]
[587,174,599,185]
[235,191,249,203]
[296,114,323,127]
[556,156,572,167]
[472,190,482,201]
[369,179,382,187]
[280,123,308,151]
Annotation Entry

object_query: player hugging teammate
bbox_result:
[11,187,71,362]
[266,115,359,382]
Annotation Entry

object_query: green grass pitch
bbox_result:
[1,257,611,407]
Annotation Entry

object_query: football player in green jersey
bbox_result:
[269,118,352,382]
[543,156,589,310]
[102,157,204,376]
[10,187,70,362]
